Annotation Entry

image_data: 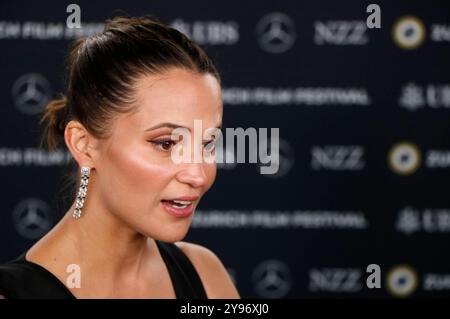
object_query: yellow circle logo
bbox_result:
[388,142,421,176]
[392,16,426,49]
[386,265,418,298]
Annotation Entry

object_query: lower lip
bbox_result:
[161,201,194,218]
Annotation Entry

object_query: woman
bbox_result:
[0,15,239,299]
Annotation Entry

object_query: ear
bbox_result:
[64,120,99,168]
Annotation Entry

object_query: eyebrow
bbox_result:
[145,122,189,132]
[145,122,222,132]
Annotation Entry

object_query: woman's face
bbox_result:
[93,68,223,242]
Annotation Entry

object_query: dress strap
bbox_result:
[155,240,207,299]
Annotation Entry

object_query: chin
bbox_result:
[152,231,188,243]
[141,221,191,243]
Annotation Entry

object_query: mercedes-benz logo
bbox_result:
[252,259,292,298]
[216,147,238,170]
[257,138,295,178]
[256,13,296,54]
[12,198,53,239]
[12,73,52,115]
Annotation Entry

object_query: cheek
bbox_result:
[100,142,173,209]
[97,139,218,213]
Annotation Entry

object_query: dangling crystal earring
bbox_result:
[73,166,91,219]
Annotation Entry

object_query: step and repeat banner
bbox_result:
[1,0,449,298]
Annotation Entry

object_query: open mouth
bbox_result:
[161,199,193,209]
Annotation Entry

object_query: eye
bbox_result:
[203,139,216,152]
[203,139,217,154]
[150,139,176,151]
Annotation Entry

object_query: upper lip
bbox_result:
[163,195,199,202]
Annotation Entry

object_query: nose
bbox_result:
[176,162,208,188]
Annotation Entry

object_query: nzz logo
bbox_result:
[314,21,368,45]
[311,146,365,171]
[309,265,381,292]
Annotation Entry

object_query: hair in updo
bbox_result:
[38,15,221,211]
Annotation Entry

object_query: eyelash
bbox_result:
[150,139,216,152]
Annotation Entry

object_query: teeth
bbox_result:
[172,203,188,209]
[172,200,192,205]
[165,199,192,209]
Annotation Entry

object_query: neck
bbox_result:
[24,173,163,297]
[47,186,155,283]
[69,207,150,271]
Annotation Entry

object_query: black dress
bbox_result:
[0,240,207,299]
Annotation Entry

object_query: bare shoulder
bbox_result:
[175,241,240,299]
[0,294,4,299]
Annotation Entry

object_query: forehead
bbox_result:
[126,68,223,129]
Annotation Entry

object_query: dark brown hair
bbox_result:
[38,15,221,211]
